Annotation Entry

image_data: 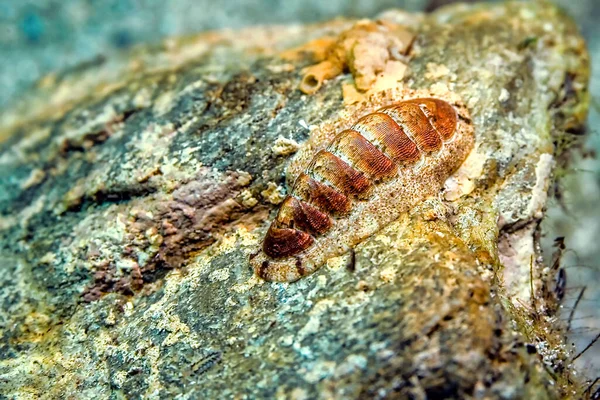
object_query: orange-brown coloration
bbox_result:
[263,226,313,258]
[380,103,442,153]
[407,98,457,141]
[251,96,474,282]
[293,173,351,214]
[310,150,373,197]
[352,112,421,164]
[300,60,343,95]
[277,196,332,235]
[329,129,397,180]
[294,21,415,94]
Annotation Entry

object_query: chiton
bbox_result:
[250,97,474,282]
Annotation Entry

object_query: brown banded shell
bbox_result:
[309,150,373,198]
[293,173,351,214]
[252,97,471,282]
[406,98,458,141]
[276,196,332,236]
[352,112,421,164]
[263,226,313,258]
[379,103,443,153]
[328,129,398,180]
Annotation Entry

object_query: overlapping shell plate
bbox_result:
[251,94,475,282]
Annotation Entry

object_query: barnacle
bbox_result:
[296,20,415,94]
[300,60,343,95]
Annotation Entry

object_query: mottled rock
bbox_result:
[0,2,590,399]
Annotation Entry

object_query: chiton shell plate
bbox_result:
[250,89,475,282]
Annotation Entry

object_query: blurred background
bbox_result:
[0,0,598,382]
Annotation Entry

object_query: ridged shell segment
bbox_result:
[293,173,351,214]
[256,97,467,281]
[380,103,442,153]
[328,129,397,180]
[351,112,421,164]
[309,150,373,197]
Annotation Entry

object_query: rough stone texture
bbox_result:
[0,2,591,399]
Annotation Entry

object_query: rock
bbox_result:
[0,2,590,399]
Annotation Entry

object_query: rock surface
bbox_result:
[0,2,590,399]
